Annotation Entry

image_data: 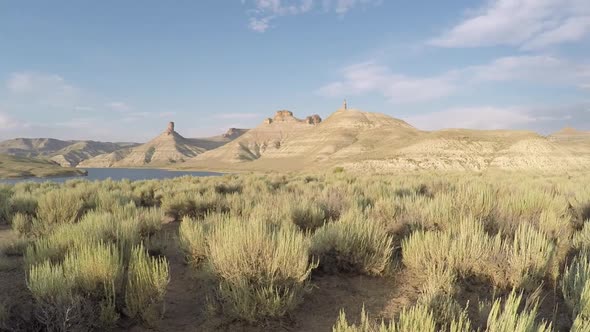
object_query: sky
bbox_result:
[0,0,589,142]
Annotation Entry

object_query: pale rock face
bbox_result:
[273,110,296,122]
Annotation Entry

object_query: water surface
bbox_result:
[0,168,223,184]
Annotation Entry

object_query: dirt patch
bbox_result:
[0,226,32,330]
[125,222,423,332]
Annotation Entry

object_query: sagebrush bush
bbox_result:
[485,290,552,332]
[332,305,437,332]
[562,253,590,320]
[36,189,84,226]
[207,215,315,322]
[125,244,170,325]
[178,216,207,267]
[506,223,555,289]
[290,200,326,231]
[9,192,37,216]
[11,212,31,236]
[311,209,393,275]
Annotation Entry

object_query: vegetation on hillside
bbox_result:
[0,171,589,331]
[0,154,87,179]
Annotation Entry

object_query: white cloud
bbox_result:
[6,72,81,108]
[317,62,457,103]
[469,55,590,85]
[405,103,590,133]
[243,0,380,32]
[430,0,590,49]
[318,55,590,103]
[106,101,132,112]
[0,112,20,129]
[406,106,535,130]
[214,112,261,119]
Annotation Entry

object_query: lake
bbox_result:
[0,168,223,184]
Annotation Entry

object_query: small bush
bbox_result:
[36,189,85,226]
[11,213,32,237]
[311,209,393,275]
[506,223,555,289]
[290,200,326,231]
[207,216,315,322]
[332,305,437,332]
[562,253,590,320]
[27,261,82,331]
[10,192,38,216]
[178,216,207,267]
[332,166,345,174]
[125,244,170,325]
[485,290,552,332]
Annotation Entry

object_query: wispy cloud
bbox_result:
[106,101,132,112]
[242,0,381,32]
[6,72,82,108]
[317,62,458,103]
[318,55,590,103]
[214,112,261,119]
[0,112,20,130]
[429,0,590,49]
[405,103,590,133]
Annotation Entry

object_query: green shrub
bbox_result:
[562,253,590,320]
[332,166,345,174]
[506,223,555,289]
[63,242,121,297]
[402,217,506,287]
[485,290,552,332]
[290,200,326,231]
[125,244,170,325]
[9,192,38,216]
[207,216,315,322]
[311,209,393,275]
[36,189,85,226]
[0,190,11,225]
[332,305,437,332]
[27,261,81,331]
[0,237,28,256]
[11,212,31,236]
[178,216,207,267]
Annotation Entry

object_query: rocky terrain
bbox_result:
[0,138,137,167]
[183,107,590,173]
[79,123,248,168]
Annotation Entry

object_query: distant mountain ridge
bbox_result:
[0,138,138,167]
[78,123,248,167]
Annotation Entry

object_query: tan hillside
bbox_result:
[78,123,248,168]
[0,154,87,179]
[183,107,590,173]
[0,138,136,167]
[192,110,322,164]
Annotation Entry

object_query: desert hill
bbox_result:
[183,107,590,172]
[78,123,248,168]
[0,138,137,167]
[0,154,87,179]
[192,110,322,164]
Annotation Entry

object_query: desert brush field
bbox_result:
[1,170,590,331]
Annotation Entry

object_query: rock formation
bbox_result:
[305,114,322,125]
[185,106,590,173]
[166,122,175,135]
[79,123,248,167]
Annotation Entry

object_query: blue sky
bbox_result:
[0,0,588,141]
